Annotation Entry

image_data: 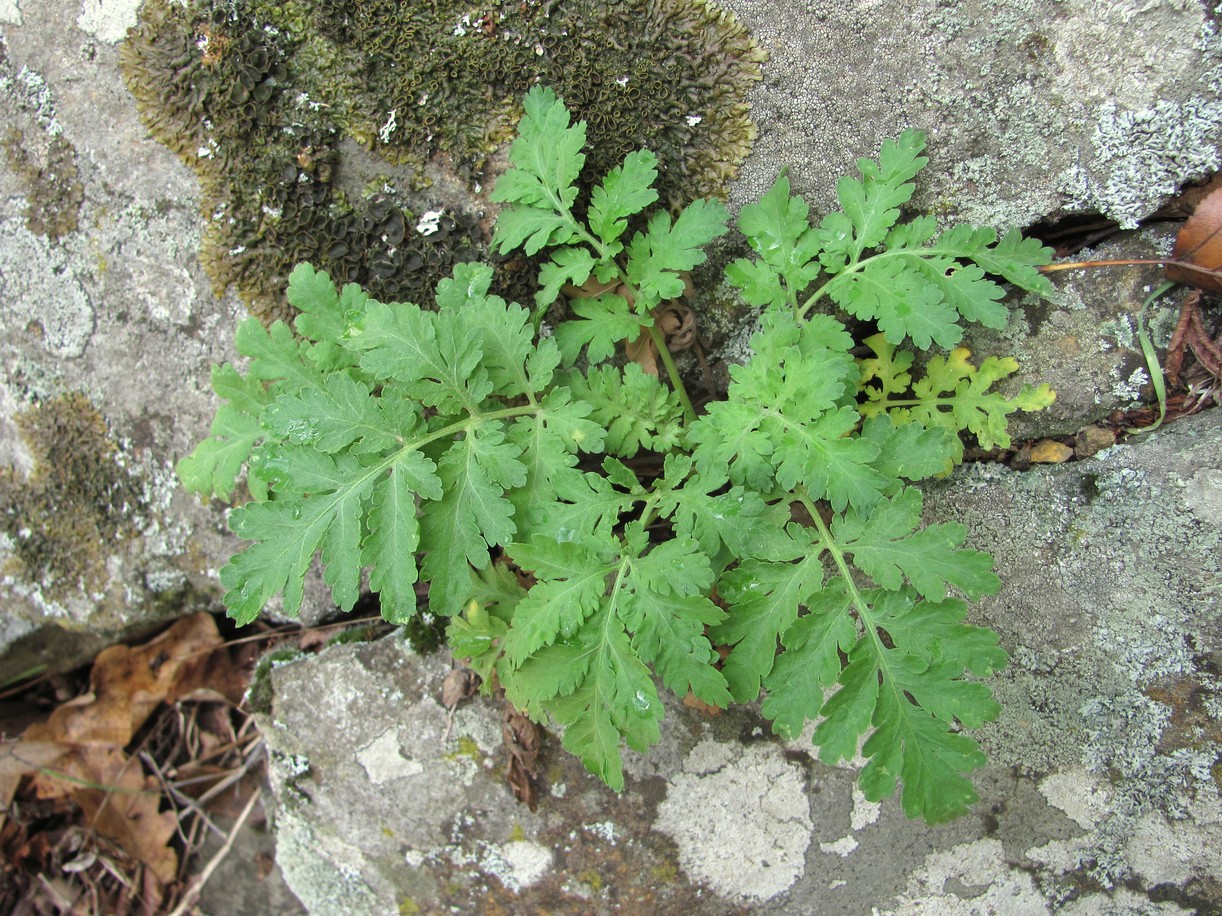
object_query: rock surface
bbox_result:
[970,224,1187,441]
[258,412,1221,914]
[0,1,1219,911]
[720,0,1222,231]
[1,0,1218,676]
[0,0,243,682]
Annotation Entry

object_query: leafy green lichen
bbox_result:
[1,129,84,242]
[0,392,145,601]
[120,0,764,323]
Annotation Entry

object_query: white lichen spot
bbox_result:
[655,739,812,902]
[1037,769,1111,830]
[481,841,553,891]
[357,729,421,785]
[888,839,1046,915]
[685,114,703,127]
[378,109,397,143]
[0,218,94,358]
[77,0,142,44]
[416,209,444,236]
[1112,366,1149,401]
[0,0,22,25]
[584,821,618,844]
[819,835,858,857]
[849,783,882,830]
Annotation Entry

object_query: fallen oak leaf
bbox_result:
[1167,183,1222,294]
[0,614,229,889]
[31,747,180,886]
[23,613,226,749]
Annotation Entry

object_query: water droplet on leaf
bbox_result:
[284,418,318,445]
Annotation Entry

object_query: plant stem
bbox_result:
[650,324,698,424]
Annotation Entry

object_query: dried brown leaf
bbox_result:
[0,615,230,890]
[502,705,540,811]
[441,667,479,708]
[625,328,659,376]
[24,613,225,750]
[682,692,723,716]
[1168,183,1222,293]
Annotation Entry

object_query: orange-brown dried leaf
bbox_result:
[1168,184,1222,293]
[682,692,723,716]
[626,328,660,376]
[0,738,67,829]
[1,614,228,885]
[23,613,226,750]
[55,751,178,886]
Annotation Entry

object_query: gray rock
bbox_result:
[0,0,1216,910]
[0,2,336,680]
[2,0,1214,679]
[0,15,240,679]
[257,413,1221,914]
[720,0,1222,232]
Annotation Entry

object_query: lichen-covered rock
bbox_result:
[0,18,242,680]
[257,636,774,914]
[720,0,1222,233]
[921,411,1222,907]
[258,411,1220,914]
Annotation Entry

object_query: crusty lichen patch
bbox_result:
[0,391,146,602]
[654,737,812,902]
[119,0,765,322]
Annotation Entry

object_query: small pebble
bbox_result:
[1074,424,1116,459]
[1029,439,1074,463]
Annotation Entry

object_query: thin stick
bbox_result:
[166,787,262,916]
[1038,257,1220,284]
[1038,258,1168,272]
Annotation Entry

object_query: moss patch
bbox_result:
[119,0,764,322]
[0,392,145,601]
[2,128,84,241]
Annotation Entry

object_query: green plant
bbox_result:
[179,87,1056,823]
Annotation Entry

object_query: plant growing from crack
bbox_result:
[180,87,1055,823]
